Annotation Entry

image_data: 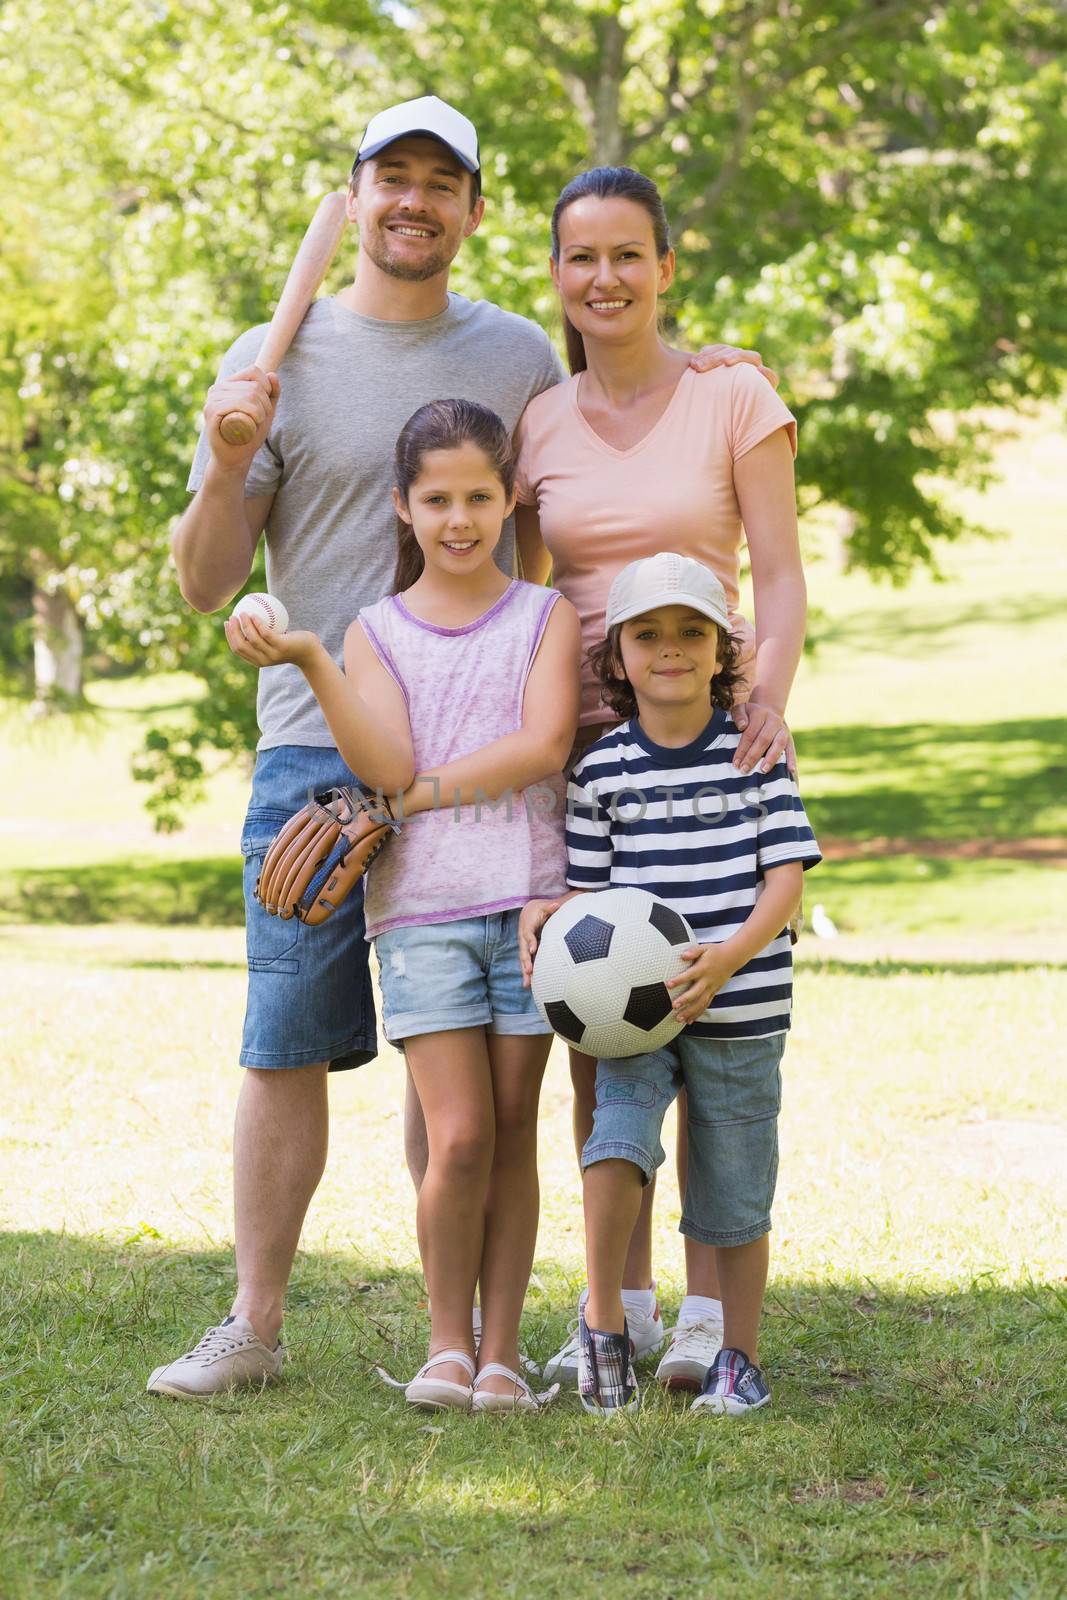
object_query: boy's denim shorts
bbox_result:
[239,745,377,1072]
[374,910,553,1044]
[581,1032,786,1247]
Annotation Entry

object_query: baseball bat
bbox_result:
[218,190,349,447]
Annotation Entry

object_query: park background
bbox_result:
[1,1,1064,1595]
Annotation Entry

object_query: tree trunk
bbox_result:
[829,316,856,573]
[591,13,627,166]
[32,584,83,704]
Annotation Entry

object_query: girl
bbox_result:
[511,166,806,1390]
[226,398,580,1411]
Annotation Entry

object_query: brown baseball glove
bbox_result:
[255,786,400,926]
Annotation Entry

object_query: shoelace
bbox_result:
[668,1318,724,1356]
[183,1325,256,1365]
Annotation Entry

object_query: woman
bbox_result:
[513,166,805,1389]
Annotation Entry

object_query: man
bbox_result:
[148,95,770,1399]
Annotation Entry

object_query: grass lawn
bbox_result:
[2,925,1065,1598]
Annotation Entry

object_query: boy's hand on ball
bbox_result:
[224,613,322,670]
[667,944,736,1024]
[518,898,564,985]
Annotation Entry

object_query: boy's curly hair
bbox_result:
[588,620,744,719]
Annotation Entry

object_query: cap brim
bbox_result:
[355,130,479,174]
[608,593,732,631]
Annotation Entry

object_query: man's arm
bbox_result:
[171,364,279,613]
[173,471,274,614]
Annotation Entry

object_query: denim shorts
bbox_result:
[581,1032,786,1247]
[239,746,377,1072]
[374,910,553,1044]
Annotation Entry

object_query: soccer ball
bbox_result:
[531,887,696,1059]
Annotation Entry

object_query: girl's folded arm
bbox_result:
[403,597,581,813]
[298,621,415,795]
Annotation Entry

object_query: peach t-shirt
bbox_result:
[514,362,797,726]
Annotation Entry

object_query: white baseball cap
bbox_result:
[606,552,731,631]
[354,95,480,177]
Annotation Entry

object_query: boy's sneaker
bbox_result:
[655,1315,724,1391]
[577,1305,640,1416]
[690,1347,770,1416]
[543,1287,664,1385]
[146,1316,284,1401]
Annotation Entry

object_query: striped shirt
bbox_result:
[565,712,821,1039]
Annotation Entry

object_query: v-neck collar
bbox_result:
[570,365,694,460]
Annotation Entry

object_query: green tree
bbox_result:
[0,0,1063,822]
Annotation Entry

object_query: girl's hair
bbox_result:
[392,398,515,592]
[550,166,672,375]
[588,620,744,718]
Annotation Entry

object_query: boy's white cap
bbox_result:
[355,95,480,175]
[606,552,731,631]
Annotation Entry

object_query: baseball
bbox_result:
[232,592,289,634]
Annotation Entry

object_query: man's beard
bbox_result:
[363,224,455,283]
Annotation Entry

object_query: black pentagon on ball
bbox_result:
[564,914,614,964]
[623,982,674,1033]
[648,900,690,946]
[544,999,587,1046]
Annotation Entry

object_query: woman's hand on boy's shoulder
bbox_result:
[224,613,322,671]
[732,701,797,780]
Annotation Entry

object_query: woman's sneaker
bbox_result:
[690,1347,770,1416]
[577,1306,640,1416]
[655,1315,724,1391]
[543,1287,664,1385]
[146,1316,284,1400]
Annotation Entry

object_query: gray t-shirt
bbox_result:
[188,292,565,748]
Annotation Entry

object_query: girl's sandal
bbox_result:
[471,1362,560,1414]
[376,1348,476,1411]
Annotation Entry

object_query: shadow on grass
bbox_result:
[3,1232,1064,1596]
[799,956,1067,976]
[1,714,1064,931]
[123,957,247,971]
[3,1228,1063,1397]
[0,856,244,925]
[795,715,1067,840]
[811,592,1066,656]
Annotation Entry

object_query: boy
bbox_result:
[519,552,820,1415]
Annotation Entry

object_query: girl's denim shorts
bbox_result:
[374,909,553,1044]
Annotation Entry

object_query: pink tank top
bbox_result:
[358,580,568,938]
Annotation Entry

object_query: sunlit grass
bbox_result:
[2,924,1065,1597]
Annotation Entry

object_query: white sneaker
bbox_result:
[146,1316,284,1400]
[543,1288,665,1386]
[655,1315,724,1392]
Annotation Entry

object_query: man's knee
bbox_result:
[241,1063,330,1100]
